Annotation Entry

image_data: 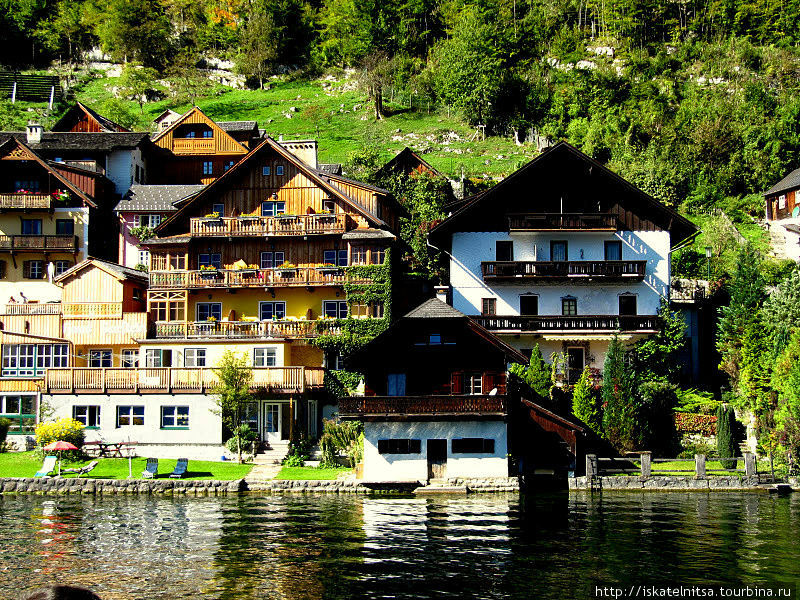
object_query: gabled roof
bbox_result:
[154,109,181,124]
[115,184,205,213]
[150,106,248,152]
[0,138,96,208]
[55,258,148,285]
[319,163,342,175]
[765,166,800,197]
[375,146,444,180]
[404,297,465,319]
[218,121,258,133]
[429,141,698,248]
[52,102,131,133]
[157,136,389,234]
[0,132,150,152]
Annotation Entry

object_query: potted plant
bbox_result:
[276,261,297,276]
[316,263,340,273]
[201,211,222,224]
[238,210,260,221]
[51,190,70,202]
[199,264,220,278]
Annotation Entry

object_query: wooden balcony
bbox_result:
[0,194,52,210]
[1,303,61,315]
[188,214,348,237]
[153,319,342,339]
[508,213,618,231]
[149,267,369,290]
[481,260,646,282]
[0,235,78,253]
[62,302,123,318]
[44,366,325,394]
[338,395,507,419]
[473,314,659,333]
[172,138,216,154]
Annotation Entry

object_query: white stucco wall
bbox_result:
[135,341,289,368]
[106,148,144,197]
[363,420,508,482]
[449,231,671,316]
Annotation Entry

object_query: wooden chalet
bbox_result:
[374,146,445,180]
[765,166,800,221]
[51,102,131,133]
[147,107,259,185]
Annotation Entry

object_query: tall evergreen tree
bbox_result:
[602,336,635,450]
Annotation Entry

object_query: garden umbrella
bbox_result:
[43,441,78,476]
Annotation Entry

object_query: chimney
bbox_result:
[280,140,319,169]
[434,286,450,305]
[26,123,43,144]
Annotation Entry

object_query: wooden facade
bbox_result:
[766,188,800,220]
[51,102,130,133]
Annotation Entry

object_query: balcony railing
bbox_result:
[172,138,216,154]
[338,395,507,417]
[0,235,78,252]
[153,319,342,339]
[44,366,325,394]
[481,260,646,282]
[0,194,52,209]
[473,314,659,333]
[149,267,369,289]
[188,214,348,237]
[1,303,61,315]
[508,213,619,231]
[62,302,123,318]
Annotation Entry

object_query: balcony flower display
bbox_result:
[199,264,218,271]
[51,190,70,202]
[239,209,260,219]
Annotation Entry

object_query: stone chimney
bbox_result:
[26,123,43,144]
[280,139,319,169]
[434,286,450,305]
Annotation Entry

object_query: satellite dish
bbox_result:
[792,206,799,218]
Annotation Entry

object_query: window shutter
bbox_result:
[450,371,463,394]
[482,372,494,395]
[0,260,5,278]
[23,261,31,278]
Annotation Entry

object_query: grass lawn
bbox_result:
[651,459,744,476]
[274,466,352,480]
[0,452,252,481]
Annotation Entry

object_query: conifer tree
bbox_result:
[572,367,602,435]
[716,404,738,469]
[509,344,551,399]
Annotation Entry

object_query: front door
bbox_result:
[263,403,282,443]
[567,347,585,385]
[427,439,447,480]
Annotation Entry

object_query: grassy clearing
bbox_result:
[274,466,351,480]
[651,459,744,475]
[0,451,252,480]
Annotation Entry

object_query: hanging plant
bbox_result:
[129,225,155,242]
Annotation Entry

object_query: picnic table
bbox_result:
[83,441,137,458]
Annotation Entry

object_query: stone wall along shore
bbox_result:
[569,475,764,491]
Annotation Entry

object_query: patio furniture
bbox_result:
[61,460,98,478]
[141,458,158,479]
[34,455,57,478]
[169,458,188,479]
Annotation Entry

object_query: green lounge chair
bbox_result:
[35,456,57,478]
[141,458,158,479]
[169,458,188,479]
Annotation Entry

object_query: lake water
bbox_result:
[0,492,798,600]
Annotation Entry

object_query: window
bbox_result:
[276,165,284,176]
[169,255,186,270]
[551,241,568,262]
[496,240,513,262]
[73,406,100,428]
[378,439,421,454]
[21,219,42,235]
[14,180,40,193]
[619,295,637,316]
[117,406,144,427]
[132,288,142,301]
[351,246,367,265]
[202,129,213,138]
[452,438,495,453]
[261,201,285,216]
[138,250,150,268]
[202,161,213,175]
[260,251,285,269]
[262,166,271,176]
[198,253,221,268]
[259,301,286,320]
[241,402,259,430]
[121,349,138,368]
[323,300,348,319]
[429,333,442,345]
[466,373,483,395]
[562,297,578,316]
[56,219,74,236]
[196,302,222,321]
[387,373,406,396]
[779,195,787,210]
[184,348,206,367]
[134,214,162,228]
[89,349,112,368]
[23,261,44,279]
[481,298,496,316]
[322,199,335,213]
[2,344,68,377]
[224,160,235,171]
[161,406,189,428]
[1,395,36,434]
[520,295,538,316]
[253,348,277,367]
[145,349,172,367]
[0,260,5,279]
[212,203,224,216]
[150,300,184,322]
[54,261,72,276]
[351,303,384,318]
[326,353,345,370]
[371,246,386,265]
[605,240,622,261]
[323,249,348,267]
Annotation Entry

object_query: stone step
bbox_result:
[413,485,468,494]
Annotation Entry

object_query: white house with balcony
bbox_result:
[428,142,697,382]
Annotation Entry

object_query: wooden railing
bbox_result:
[508,213,619,230]
[473,314,660,332]
[44,366,325,394]
[188,214,348,237]
[154,319,342,339]
[149,267,369,289]
[62,302,123,318]
[172,138,216,154]
[338,395,507,416]
[1,303,61,315]
[0,235,78,252]
[0,194,51,209]
[481,260,646,281]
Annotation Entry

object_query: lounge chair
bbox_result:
[35,456,58,478]
[141,457,158,479]
[61,460,98,478]
[169,458,188,479]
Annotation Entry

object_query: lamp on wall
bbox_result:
[705,246,712,280]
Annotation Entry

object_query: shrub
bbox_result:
[716,405,739,469]
[674,413,717,435]
[319,419,362,467]
[0,417,10,450]
[34,418,85,450]
[282,438,313,466]
[226,424,258,455]
[678,438,718,459]
[571,367,602,435]
[637,382,679,455]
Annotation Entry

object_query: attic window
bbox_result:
[262,166,271,176]
[276,165,284,176]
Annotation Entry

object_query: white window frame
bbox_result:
[121,349,138,368]
[259,301,286,321]
[73,405,100,428]
[196,302,222,322]
[184,348,207,367]
[89,349,112,368]
[253,347,277,367]
[260,251,285,269]
[323,300,348,319]
[161,406,189,428]
[116,405,144,427]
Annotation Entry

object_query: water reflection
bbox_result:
[0,493,798,600]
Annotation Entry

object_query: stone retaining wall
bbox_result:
[569,475,764,491]
[446,477,520,492]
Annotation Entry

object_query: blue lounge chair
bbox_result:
[169,458,188,479]
[35,456,57,478]
[141,458,158,479]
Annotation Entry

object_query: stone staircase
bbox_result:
[252,442,289,465]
